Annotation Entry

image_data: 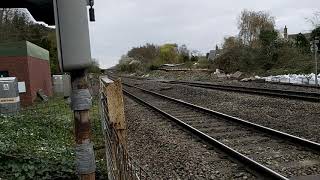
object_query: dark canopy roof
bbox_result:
[1,0,54,25]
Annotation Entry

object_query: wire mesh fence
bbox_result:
[99,77,151,180]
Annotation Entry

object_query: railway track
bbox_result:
[163,80,320,102]
[122,82,320,180]
[125,96,257,179]
[106,72,320,102]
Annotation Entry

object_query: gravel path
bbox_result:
[125,97,256,179]
[121,77,320,143]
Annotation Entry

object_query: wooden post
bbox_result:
[104,79,127,146]
[71,70,96,180]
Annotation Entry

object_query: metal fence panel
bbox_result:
[99,77,150,180]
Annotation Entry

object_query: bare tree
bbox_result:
[223,36,242,50]
[307,11,320,28]
[238,10,275,47]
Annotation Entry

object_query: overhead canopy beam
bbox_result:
[1,0,55,25]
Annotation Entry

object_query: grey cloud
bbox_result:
[89,0,320,68]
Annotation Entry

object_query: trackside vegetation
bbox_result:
[0,97,107,180]
[117,10,320,76]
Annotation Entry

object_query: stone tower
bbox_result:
[284,26,288,39]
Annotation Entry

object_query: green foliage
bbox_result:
[0,98,75,179]
[0,154,75,180]
[178,44,190,62]
[270,45,313,74]
[259,30,278,47]
[190,55,199,62]
[118,43,193,73]
[179,54,190,62]
[295,33,310,53]
[215,38,313,75]
[159,44,179,64]
[196,58,213,69]
[149,64,160,71]
[127,43,159,64]
[311,26,320,39]
[117,61,142,73]
[0,97,107,179]
[214,47,257,73]
[223,36,242,50]
[213,10,313,75]
[87,59,101,74]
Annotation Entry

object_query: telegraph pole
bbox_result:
[315,44,318,86]
[53,0,96,179]
[314,38,319,86]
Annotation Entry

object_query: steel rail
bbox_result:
[165,80,320,102]
[123,86,289,180]
[123,82,320,152]
[106,76,320,150]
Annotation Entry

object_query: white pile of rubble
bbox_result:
[258,74,320,85]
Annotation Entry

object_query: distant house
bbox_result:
[288,33,312,41]
[283,25,312,41]
[208,45,220,61]
[208,50,217,60]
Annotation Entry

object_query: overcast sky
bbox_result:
[89,0,320,68]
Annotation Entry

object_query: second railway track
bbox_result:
[163,80,320,102]
[122,82,320,180]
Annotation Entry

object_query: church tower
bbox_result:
[284,26,288,39]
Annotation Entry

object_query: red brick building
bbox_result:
[0,41,53,106]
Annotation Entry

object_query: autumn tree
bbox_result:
[238,10,275,47]
[127,43,159,63]
[178,44,190,62]
[222,36,242,50]
[159,44,179,63]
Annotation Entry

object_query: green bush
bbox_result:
[116,63,142,73]
[196,58,212,69]
[149,64,160,71]
[213,41,313,75]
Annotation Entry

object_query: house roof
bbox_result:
[0,41,49,61]
[1,0,54,25]
[288,33,312,40]
[208,50,217,60]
